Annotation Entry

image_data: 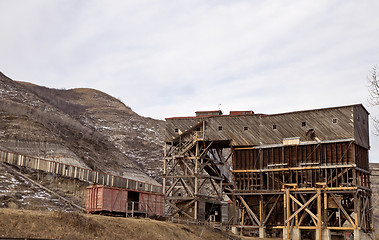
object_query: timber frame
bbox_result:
[164,104,373,239]
[163,121,232,221]
[231,141,372,238]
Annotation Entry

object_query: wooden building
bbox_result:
[163,104,373,240]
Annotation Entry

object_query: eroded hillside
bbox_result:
[0,72,161,184]
[18,80,165,182]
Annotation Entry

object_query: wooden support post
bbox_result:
[259,195,263,225]
[324,191,328,228]
[295,193,299,227]
[286,188,290,240]
[284,188,287,232]
[354,192,359,230]
[317,188,322,240]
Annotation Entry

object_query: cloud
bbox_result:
[1,0,379,160]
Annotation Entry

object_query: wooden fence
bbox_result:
[0,148,162,193]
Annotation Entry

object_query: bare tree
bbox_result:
[368,65,379,134]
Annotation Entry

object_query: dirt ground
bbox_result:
[0,208,239,240]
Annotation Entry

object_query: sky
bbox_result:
[1,0,379,160]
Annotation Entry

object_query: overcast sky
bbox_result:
[1,1,379,160]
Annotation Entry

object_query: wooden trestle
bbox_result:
[232,142,372,239]
[164,105,372,239]
[163,121,232,221]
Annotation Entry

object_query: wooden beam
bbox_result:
[317,189,322,240]
[238,196,260,225]
[289,193,318,222]
[198,141,213,160]
[285,191,320,224]
[286,188,290,240]
[331,193,356,228]
[165,178,180,196]
[179,177,194,197]
[299,193,318,226]
[263,195,281,225]
[167,200,195,219]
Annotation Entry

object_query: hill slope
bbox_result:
[0,72,162,184]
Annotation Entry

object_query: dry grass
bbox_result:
[0,208,232,240]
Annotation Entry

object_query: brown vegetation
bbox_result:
[0,208,232,240]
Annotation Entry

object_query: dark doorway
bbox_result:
[128,191,139,202]
[205,202,221,222]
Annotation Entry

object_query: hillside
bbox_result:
[0,162,85,212]
[19,85,165,182]
[0,72,161,184]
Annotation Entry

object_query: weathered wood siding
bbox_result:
[165,105,368,149]
[353,105,370,149]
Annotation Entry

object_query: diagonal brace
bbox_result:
[285,191,320,224]
[238,196,260,225]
